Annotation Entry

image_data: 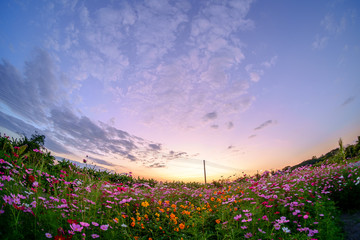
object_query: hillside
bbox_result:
[288,137,360,170]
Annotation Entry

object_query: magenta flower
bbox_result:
[100,224,109,231]
[91,234,100,239]
[233,214,242,221]
[70,223,83,232]
[92,222,99,226]
[45,233,52,238]
[244,232,253,238]
[80,222,90,227]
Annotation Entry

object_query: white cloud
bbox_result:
[41,0,258,130]
[312,35,328,49]
[262,56,278,68]
[249,72,260,82]
[321,13,346,35]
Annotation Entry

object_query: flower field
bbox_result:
[1,134,360,239]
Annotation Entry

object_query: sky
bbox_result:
[0,0,360,182]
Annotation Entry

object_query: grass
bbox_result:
[0,133,360,239]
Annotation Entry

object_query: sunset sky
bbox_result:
[1,0,359,182]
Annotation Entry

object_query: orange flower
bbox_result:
[215,219,221,224]
[179,223,185,230]
[131,222,135,227]
[174,227,179,232]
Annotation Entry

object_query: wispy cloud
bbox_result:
[254,120,276,131]
[0,50,189,168]
[341,96,355,107]
[40,0,257,130]
[248,134,257,139]
[203,112,218,121]
[262,56,278,68]
[0,49,69,125]
[210,124,219,129]
[321,13,346,35]
[313,9,351,50]
[312,35,328,49]
[226,121,234,129]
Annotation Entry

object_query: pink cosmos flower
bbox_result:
[45,233,52,238]
[244,232,253,238]
[80,222,90,227]
[100,224,109,231]
[234,214,242,221]
[70,223,83,232]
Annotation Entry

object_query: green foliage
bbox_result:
[108,172,135,184]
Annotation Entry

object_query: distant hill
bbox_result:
[287,136,360,171]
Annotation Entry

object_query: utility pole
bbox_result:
[203,160,207,184]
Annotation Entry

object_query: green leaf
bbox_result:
[18,144,28,155]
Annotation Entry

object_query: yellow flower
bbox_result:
[141,201,149,207]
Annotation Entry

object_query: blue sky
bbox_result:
[0,0,359,182]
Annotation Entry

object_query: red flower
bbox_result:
[67,219,78,224]
[28,175,35,183]
[54,235,66,240]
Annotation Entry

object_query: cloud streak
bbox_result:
[254,120,276,131]
[341,96,355,107]
[0,50,189,169]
